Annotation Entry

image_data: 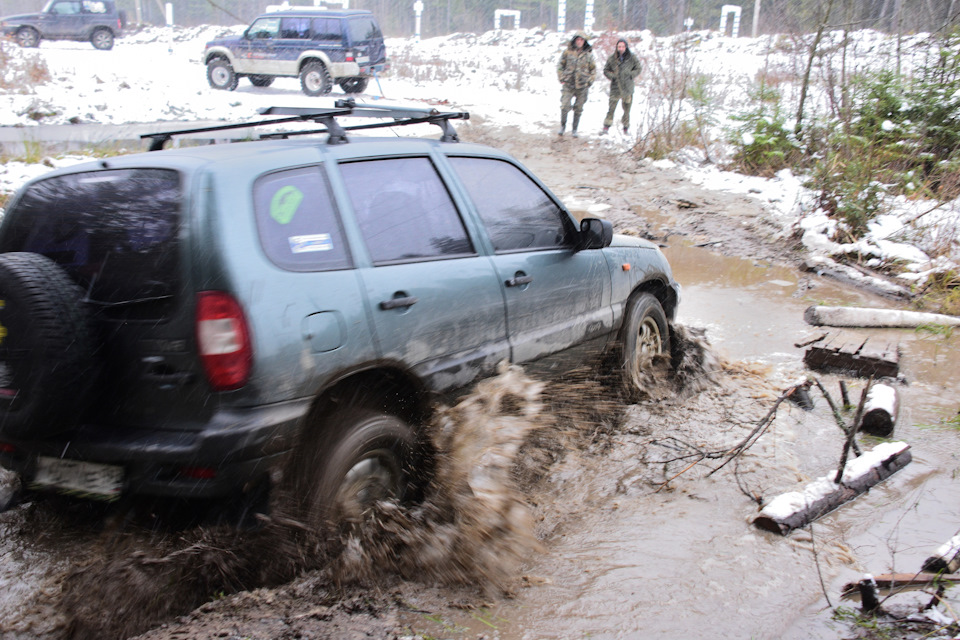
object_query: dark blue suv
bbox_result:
[203,9,388,96]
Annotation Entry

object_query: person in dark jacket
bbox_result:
[602,38,642,135]
[556,32,596,137]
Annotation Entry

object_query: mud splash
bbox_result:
[48,329,721,639]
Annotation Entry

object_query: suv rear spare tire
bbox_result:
[0,253,99,439]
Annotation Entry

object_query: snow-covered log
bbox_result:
[922,534,960,574]
[804,305,960,328]
[753,442,912,535]
[859,383,899,437]
[800,257,912,299]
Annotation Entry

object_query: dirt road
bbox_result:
[2,128,958,640]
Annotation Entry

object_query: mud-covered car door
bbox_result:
[338,156,509,392]
[234,15,281,75]
[447,156,613,364]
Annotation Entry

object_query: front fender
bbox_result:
[203,45,236,66]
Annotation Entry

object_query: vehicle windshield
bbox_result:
[0,168,182,319]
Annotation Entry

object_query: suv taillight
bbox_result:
[196,291,252,391]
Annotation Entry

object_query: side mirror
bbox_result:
[579,218,613,250]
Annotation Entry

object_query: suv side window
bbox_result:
[49,1,82,14]
[280,17,310,39]
[253,166,352,272]
[311,18,342,43]
[81,1,107,13]
[347,17,382,42]
[247,17,280,40]
[340,157,474,264]
[448,157,574,252]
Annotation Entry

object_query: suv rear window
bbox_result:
[347,17,381,42]
[0,168,181,319]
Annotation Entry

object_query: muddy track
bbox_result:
[0,128,849,640]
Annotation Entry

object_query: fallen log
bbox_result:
[922,534,960,574]
[753,442,912,535]
[804,305,960,329]
[859,383,899,437]
[800,256,912,299]
[841,572,960,597]
[803,332,900,378]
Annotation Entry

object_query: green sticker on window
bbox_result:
[270,185,304,224]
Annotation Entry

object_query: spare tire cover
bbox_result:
[0,252,99,439]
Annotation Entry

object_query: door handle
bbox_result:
[505,275,534,287]
[379,296,418,310]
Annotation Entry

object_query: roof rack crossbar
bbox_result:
[140,108,354,151]
[257,111,470,142]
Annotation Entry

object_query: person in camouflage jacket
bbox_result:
[602,38,642,135]
[556,32,596,137]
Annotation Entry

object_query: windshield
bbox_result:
[0,168,182,319]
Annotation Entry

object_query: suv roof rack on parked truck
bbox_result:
[141,100,470,150]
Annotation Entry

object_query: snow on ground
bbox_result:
[0,25,958,285]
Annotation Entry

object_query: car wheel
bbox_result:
[339,77,369,94]
[248,75,274,87]
[300,61,332,97]
[90,28,114,50]
[15,27,39,48]
[619,292,671,400]
[292,407,415,531]
[0,253,100,439]
[207,58,238,91]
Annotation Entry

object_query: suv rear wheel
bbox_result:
[90,28,114,50]
[0,253,99,439]
[15,27,39,48]
[292,407,415,531]
[249,75,274,87]
[207,58,238,91]
[300,61,332,97]
[339,77,369,94]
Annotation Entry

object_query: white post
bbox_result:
[751,0,760,36]
[584,0,594,32]
[164,2,173,25]
[413,0,423,43]
[558,0,566,32]
[683,16,693,30]
[719,5,741,37]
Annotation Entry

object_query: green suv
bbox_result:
[0,104,679,525]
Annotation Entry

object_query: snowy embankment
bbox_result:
[0,26,957,288]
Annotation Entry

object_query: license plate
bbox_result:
[357,55,369,63]
[32,456,123,500]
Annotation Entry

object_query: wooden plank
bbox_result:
[803,332,899,378]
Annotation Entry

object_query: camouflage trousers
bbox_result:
[603,93,633,129]
[560,84,590,122]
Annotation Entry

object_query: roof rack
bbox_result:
[140,99,470,151]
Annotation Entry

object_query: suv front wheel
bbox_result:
[15,27,39,48]
[619,292,671,401]
[90,28,114,50]
[207,58,238,91]
[300,61,332,97]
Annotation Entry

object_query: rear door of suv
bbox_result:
[336,155,509,392]
[344,14,385,67]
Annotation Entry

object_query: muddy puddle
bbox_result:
[1,229,958,640]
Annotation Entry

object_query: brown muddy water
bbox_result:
[1,236,958,640]
[394,240,960,639]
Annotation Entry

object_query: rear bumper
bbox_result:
[0,398,311,499]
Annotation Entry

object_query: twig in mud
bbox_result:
[732,455,762,505]
[833,377,873,483]
[708,383,800,477]
[810,524,835,610]
[811,377,862,457]
[655,456,705,493]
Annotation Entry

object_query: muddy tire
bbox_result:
[300,61,332,97]
[339,77,369,94]
[207,58,238,91]
[293,407,415,531]
[16,27,39,48]
[0,253,99,439]
[248,74,274,87]
[619,292,670,400]
[90,28,114,50]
